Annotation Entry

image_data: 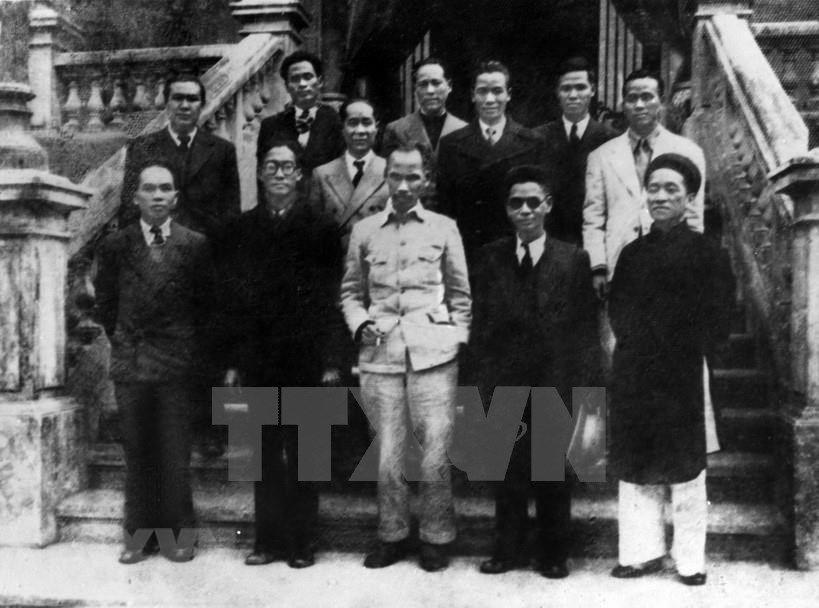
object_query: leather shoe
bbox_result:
[245,550,283,566]
[539,562,570,579]
[479,555,527,574]
[164,546,195,562]
[118,548,150,565]
[419,543,449,572]
[611,556,664,578]
[363,540,408,569]
[288,549,315,569]
[678,572,707,586]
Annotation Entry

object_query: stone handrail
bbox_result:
[752,20,819,137]
[66,32,293,257]
[690,12,810,391]
[54,45,233,134]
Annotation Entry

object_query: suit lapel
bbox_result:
[348,158,386,211]
[440,113,463,141]
[405,112,432,150]
[186,131,213,181]
[608,134,642,199]
[323,159,354,216]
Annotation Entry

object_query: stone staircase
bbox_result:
[57,313,788,562]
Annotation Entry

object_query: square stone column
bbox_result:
[0,166,92,547]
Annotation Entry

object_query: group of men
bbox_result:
[95,48,732,587]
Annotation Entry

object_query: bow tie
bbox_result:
[295,109,313,134]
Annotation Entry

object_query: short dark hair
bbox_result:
[257,139,304,168]
[503,165,552,197]
[280,50,323,81]
[413,57,450,82]
[339,97,377,122]
[556,56,596,86]
[644,153,702,194]
[163,74,206,106]
[623,68,665,97]
[135,159,179,190]
[472,60,511,89]
[385,141,431,175]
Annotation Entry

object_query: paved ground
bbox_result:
[1,543,818,608]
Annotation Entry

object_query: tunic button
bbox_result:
[400,241,406,246]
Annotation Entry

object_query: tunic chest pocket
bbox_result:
[417,244,444,283]
[366,251,391,285]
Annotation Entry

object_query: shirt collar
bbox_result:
[167,125,197,147]
[479,115,506,141]
[345,150,375,178]
[516,232,546,265]
[382,198,426,225]
[627,124,662,150]
[140,217,172,245]
[562,114,590,140]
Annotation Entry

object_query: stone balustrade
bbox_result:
[53,45,232,134]
[752,21,819,146]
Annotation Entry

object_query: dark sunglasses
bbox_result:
[507,196,549,210]
[170,93,202,103]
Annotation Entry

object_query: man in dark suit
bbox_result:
[119,75,240,239]
[119,74,240,458]
[220,140,343,569]
[535,57,617,245]
[437,60,544,263]
[381,57,467,204]
[471,165,599,579]
[96,160,211,564]
[256,50,345,173]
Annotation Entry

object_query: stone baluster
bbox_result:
[810,51,819,100]
[154,73,167,109]
[85,74,105,133]
[781,50,799,100]
[61,78,82,134]
[131,72,151,112]
[108,75,128,130]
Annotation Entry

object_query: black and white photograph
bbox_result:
[0,0,818,606]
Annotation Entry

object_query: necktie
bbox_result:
[352,160,365,188]
[178,132,190,151]
[520,242,533,274]
[150,225,165,245]
[569,123,580,146]
[486,127,497,145]
[634,138,652,186]
[295,108,313,134]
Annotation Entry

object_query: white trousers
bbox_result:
[618,469,707,576]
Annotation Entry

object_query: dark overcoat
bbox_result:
[608,223,734,484]
[436,118,544,261]
[534,118,617,245]
[119,128,240,238]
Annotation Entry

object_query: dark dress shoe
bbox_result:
[678,572,707,586]
[165,546,195,562]
[539,562,569,579]
[363,540,408,569]
[118,548,150,565]
[288,549,316,569]
[610,556,664,578]
[479,555,526,574]
[419,543,449,572]
[245,550,282,566]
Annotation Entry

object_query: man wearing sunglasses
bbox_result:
[470,165,599,579]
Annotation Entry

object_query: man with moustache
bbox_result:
[437,60,543,263]
[535,57,616,245]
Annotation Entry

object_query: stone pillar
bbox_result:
[27,1,84,130]
[229,0,311,40]
[0,81,92,547]
[770,156,819,570]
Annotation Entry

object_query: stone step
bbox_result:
[56,487,787,561]
[716,407,778,452]
[87,443,777,501]
[711,368,772,410]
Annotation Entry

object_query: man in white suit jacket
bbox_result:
[381,57,467,206]
[310,98,389,240]
[583,69,705,294]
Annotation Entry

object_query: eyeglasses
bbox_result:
[507,196,548,210]
[169,94,202,104]
[262,161,298,176]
